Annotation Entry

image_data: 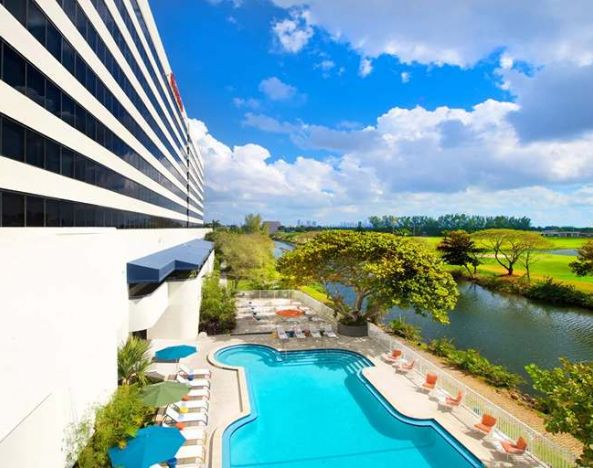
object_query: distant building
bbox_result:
[264,220,282,233]
[542,231,593,237]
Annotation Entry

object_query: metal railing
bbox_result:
[368,324,577,468]
[236,289,577,467]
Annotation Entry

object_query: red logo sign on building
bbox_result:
[169,73,184,113]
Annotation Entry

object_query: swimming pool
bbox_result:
[216,345,483,468]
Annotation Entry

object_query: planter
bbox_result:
[337,322,368,337]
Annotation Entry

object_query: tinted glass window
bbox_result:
[2,192,24,227]
[27,2,47,44]
[61,94,75,126]
[45,198,60,226]
[74,157,86,181]
[46,140,60,173]
[26,131,44,168]
[62,40,75,74]
[26,196,44,226]
[3,46,26,91]
[61,149,74,177]
[62,0,76,20]
[2,119,25,161]
[25,65,45,107]
[46,81,60,116]
[60,201,74,226]
[47,22,62,60]
[75,55,86,83]
[75,105,86,133]
[4,0,26,24]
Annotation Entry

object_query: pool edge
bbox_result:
[208,343,485,468]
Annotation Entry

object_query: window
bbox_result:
[60,200,74,226]
[62,41,75,75]
[45,140,60,173]
[74,157,85,181]
[75,54,86,84]
[46,81,60,116]
[46,23,62,61]
[61,149,74,177]
[26,196,44,226]
[61,94,75,126]
[25,65,45,107]
[26,131,44,168]
[2,192,24,227]
[2,46,26,91]
[27,2,47,44]
[2,119,24,161]
[45,198,60,226]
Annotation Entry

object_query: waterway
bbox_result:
[272,241,593,383]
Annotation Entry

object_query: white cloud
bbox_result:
[192,98,593,224]
[359,58,373,77]
[400,71,410,83]
[233,97,261,110]
[270,0,593,67]
[272,9,313,53]
[258,77,297,101]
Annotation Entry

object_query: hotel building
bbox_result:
[0,0,213,465]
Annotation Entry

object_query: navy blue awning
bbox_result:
[127,239,213,283]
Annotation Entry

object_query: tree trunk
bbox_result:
[507,265,514,276]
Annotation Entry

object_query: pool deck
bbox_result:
[150,333,544,468]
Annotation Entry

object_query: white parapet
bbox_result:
[128,282,170,332]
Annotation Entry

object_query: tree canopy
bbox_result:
[526,359,593,466]
[437,230,483,275]
[242,213,267,233]
[277,230,458,324]
[569,240,593,277]
[472,229,550,276]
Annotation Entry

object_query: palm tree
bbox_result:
[117,337,151,385]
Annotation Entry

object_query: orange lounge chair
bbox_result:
[501,436,528,459]
[422,373,438,392]
[395,359,415,373]
[382,349,403,363]
[474,414,497,436]
[446,390,463,407]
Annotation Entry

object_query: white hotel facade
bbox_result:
[0,0,214,466]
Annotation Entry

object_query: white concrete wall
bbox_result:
[128,281,169,332]
[0,227,211,467]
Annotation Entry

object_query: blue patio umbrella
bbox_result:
[108,426,184,468]
[154,345,197,362]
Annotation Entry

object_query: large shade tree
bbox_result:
[569,240,593,277]
[437,230,483,276]
[472,229,550,276]
[277,230,458,324]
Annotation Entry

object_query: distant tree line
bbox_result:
[368,214,532,236]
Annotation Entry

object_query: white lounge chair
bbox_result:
[276,326,289,341]
[173,399,209,412]
[187,387,210,399]
[309,326,322,338]
[177,375,211,388]
[322,324,337,338]
[294,326,306,339]
[162,421,207,443]
[165,407,208,426]
[179,363,211,379]
[175,444,206,462]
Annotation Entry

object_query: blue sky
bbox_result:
[152,0,593,226]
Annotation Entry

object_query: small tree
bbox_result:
[199,273,236,334]
[243,213,265,233]
[472,229,548,276]
[437,230,482,276]
[526,359,593,466]
[277,230,458,324]
[569,240,593,277]
[521,235,553,282]
[117,337,150,386]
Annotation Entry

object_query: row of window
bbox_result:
[0,114,195,217]
[0,189,200,228]
[2,0,188,189]
[0,39,201,216]
[55,0,186,161]
[107,0,186,142]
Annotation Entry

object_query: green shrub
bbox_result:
[75,385,154,467]
[199,273,236,334]
[427,338,523,388]
[117,337,150,385]
[525,277,593,308]
[389,318,422,342]
[428,337,456,357]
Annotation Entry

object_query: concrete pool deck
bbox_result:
[152,333,546,468]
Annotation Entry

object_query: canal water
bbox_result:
[273,241,593,383]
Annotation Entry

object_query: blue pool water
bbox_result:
[216,345,482,468]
